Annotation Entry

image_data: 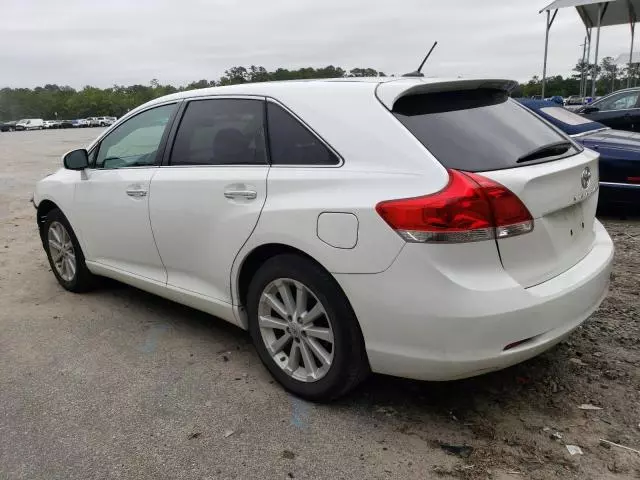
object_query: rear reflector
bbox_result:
[627,176,640,184]
[376,169,534,243]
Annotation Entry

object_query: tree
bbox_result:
[600,57,618,93]
[0,64,384,120]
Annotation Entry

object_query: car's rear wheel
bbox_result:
[43,208,96,292]
[247,254,369,401]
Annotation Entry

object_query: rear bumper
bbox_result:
[335,220,614,381]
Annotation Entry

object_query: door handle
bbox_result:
[126,185,147,198]
[224,189,257,200]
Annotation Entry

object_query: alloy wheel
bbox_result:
[48,221,76,282]
[258,278,335,382]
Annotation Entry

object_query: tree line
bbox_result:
[0,66,385,121]
[515,56,639,98]
[2,58,637,121]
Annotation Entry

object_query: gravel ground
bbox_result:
[0,129,638,480]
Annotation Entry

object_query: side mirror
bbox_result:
[582,106,599,114]
[63,149,89,170]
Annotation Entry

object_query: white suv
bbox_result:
[33,78,613,400]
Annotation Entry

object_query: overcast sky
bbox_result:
[0,0,637,88]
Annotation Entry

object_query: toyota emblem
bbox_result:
[581,166,592,189]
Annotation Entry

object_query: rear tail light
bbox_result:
[375,169,534,243]
[627,176,640,184]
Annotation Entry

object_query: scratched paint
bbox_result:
[289,394,311,429]
[139,324,169,353]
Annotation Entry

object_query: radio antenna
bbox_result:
[402,41,438,77]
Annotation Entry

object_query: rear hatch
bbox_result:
[385,82,599,287]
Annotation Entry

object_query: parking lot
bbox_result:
[0,129,638,479]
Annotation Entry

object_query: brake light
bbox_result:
[627,176,640,184]
[375,169,533,243]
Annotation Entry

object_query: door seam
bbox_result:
[228,165,271,307]
[146,168,169,285]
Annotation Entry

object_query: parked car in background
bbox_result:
[71,119,89,128]
[565,95,584,106]
[544,95,564,105]
[1,120,17,132]
[87,117,101,127]
[16,119,44,130]
[58,120,74,129]
[43,120,59,129]
[33,78,613,400]
[576,87,640,131]
[518,99,639,208]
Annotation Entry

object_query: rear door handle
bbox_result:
[126,184,148,198]
[224,189,257,200]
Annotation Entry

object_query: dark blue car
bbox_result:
[518,99,639,208]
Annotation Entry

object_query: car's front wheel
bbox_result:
[43,208,96,292]
[247,254,369,401]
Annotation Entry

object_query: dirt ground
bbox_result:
[0,129,638,480]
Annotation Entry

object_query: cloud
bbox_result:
[0,0,636,87]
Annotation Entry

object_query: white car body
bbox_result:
[98,116,116,126]
[16,118,44,130]
[34,77,613,385]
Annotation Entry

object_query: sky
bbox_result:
[0,0,637,88]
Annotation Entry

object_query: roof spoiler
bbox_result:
[376,79,519,110]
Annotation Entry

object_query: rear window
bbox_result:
[392,89,577,172]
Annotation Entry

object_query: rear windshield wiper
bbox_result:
[517,141,573,163]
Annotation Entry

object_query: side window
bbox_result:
[94,104,176,169]
[169,99,267,166]
[596,91,640,111]
[267,103,339,166]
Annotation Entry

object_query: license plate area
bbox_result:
[551,202,587,243]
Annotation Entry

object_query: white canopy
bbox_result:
[539,0,640,96]
[541,0,637,28]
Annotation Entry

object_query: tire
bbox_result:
[42,208,96,292]
[247,254,369,401]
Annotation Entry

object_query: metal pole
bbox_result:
[629,23,635,88]
[584,29,591,98]
[542,10,550,98]
[580,37,587,97]
[591,4,602,98]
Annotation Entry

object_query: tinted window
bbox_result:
[594,90,640,111]
[392,89,575,172]
[94,104,175,169]
[170,99,267,166]
[267,103,338,165]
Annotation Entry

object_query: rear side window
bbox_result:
[170,99,267,166]
[392,89,576,172]
[267,103,339,165]
[593,90,640,111]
